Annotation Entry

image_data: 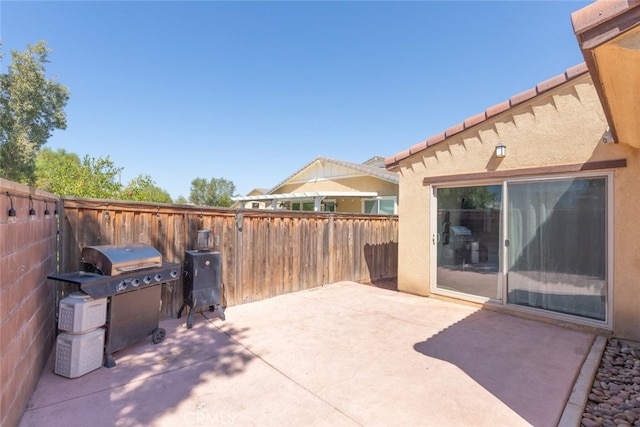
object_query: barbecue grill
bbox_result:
[48,243,181,368]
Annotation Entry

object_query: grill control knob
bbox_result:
[143,276,152,284]
[116,281,127,292]
[131,278,141,287]
[154,273,163,282]
[170,270,179,278]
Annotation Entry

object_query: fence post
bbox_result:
[328,214,334,283]
[234,211,243,305]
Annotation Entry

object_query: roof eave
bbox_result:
[572,0,640,148]
[384,63,589,171]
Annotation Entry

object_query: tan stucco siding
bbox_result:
[411,77,607,178]
[275,176,398,196]
[395,76,640,338]
[273,176,398,214]
[396,166,432,296]
[611,145,640,339]
[397,77,609,297]
[334,198,365,213]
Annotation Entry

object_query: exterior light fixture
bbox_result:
[6,192,17,224]
[602,127,615,144]
[495,142,506,158]
[44,201,51,219]
[29,196,37,220]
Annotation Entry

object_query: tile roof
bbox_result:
[269,155,398,193]
[384,63,590,171]
[362,155,386,165]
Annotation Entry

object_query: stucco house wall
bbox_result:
[390,71,640,338]
[276,176,398,197]
[275,177,398,214]
[611,143,640,339]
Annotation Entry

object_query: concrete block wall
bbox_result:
[0,179,59,427]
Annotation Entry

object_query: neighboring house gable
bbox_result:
[232,188,269,209]
[233,156,399,214]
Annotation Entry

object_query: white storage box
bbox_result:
[58,292,107,333]
[55,328,105,378]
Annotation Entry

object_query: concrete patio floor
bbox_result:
[19,281,601,427]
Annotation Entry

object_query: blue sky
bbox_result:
[0,1,591,200]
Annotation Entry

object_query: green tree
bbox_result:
[35,148,122,198]
[438,186,497,210]
[0,41,69,184]
[175,195,189,205]
[189,177,236,207]
[120,174,172,203]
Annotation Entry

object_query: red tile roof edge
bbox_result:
[571,0,640,36]
[384,63,589,170]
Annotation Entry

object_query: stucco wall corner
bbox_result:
[611,146,640,340]
[396,159,431,297]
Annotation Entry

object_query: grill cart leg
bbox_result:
[177,300,188,319]
[178,298,225,329]
[104,352,116,368]
[186,297,196,329]
[214,304,225,321]
[177,297,195,329]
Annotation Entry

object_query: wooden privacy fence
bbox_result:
[58,197,398,318]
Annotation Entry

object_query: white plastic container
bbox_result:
[58,292,107,333]
[55,328,105,378]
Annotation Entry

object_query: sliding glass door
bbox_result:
[432,175,609,323]
[506,177,607,321]
[434,185,502,300]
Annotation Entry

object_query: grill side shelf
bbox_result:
[48,263,181,299]
[47,271,104,285]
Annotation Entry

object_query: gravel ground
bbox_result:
[582,338,640,427]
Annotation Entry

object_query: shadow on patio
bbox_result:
[413,308,595,427]
[20,282,596,427]
[20,317,254,426]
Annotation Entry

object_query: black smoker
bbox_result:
[48,244,181,368]
[178,230,225,329]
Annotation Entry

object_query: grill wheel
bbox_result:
[151,328,166,344]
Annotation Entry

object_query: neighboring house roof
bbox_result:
[246,188,269,196]
[231,156,398,203]
[384,63,590,171]
[232,191,379,202]
[362,156,387,167]
[269,155,399,193]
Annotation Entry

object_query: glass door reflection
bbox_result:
[435,185,502,300]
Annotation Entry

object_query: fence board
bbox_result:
[59,198,397,317]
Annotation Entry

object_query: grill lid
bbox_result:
[81,244,162,276]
